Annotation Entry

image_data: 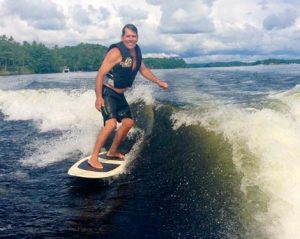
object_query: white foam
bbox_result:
[269,84,300,122]
[171,86,300,238]
[0,89,101,131]
[0,87,154,168]
[126,84,155,105]
[0,89,102,167]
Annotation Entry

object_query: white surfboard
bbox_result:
[68,152,126,179]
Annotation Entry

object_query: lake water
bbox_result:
[1,65,300,238]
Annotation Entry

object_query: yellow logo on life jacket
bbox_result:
[120,57,132,68]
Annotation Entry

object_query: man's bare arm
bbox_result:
[94,48,121,110]
[139,61,169,90]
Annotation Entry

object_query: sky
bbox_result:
[0,0,300,63]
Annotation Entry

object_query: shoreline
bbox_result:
[1,62,300,76]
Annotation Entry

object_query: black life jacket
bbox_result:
[106,41,142,88]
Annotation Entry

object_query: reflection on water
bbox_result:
[66,179,130,237]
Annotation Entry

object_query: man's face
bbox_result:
[121,28,138,50]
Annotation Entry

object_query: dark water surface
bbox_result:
[1,65,300,238]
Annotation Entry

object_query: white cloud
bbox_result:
[70,5,92,26]
[263,9,297,30]
[118,5,148,22]
[155,0,215,34]
[172,8,189,22]
[143,53,179,58]
[0,0,300,62]
[2,0,66,30]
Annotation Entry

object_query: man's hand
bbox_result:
[158,80,169,90]
[95,97,105,111]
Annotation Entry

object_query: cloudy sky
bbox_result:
[0,0,299,63]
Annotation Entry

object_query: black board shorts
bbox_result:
[101,85,132,124]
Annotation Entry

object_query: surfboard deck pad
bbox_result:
[68,152,126,179]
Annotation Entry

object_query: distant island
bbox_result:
[187,59,300,68]
[1,35,300,75]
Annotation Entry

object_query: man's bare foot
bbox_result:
[106,151,125,160]
[88,155,103,169]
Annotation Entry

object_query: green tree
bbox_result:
[144,57,186,69]
[0,36,189,75]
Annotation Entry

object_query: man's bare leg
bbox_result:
[107,118,134,159]
[88,119,117,169]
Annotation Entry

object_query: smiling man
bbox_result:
[89,23,169,169]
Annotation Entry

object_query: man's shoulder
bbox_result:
[107,47,122,57]
[105,47,122,64]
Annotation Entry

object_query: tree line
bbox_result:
[0,35,187,75]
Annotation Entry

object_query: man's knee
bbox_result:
[105,119,117,131]
[122,118,134,129]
